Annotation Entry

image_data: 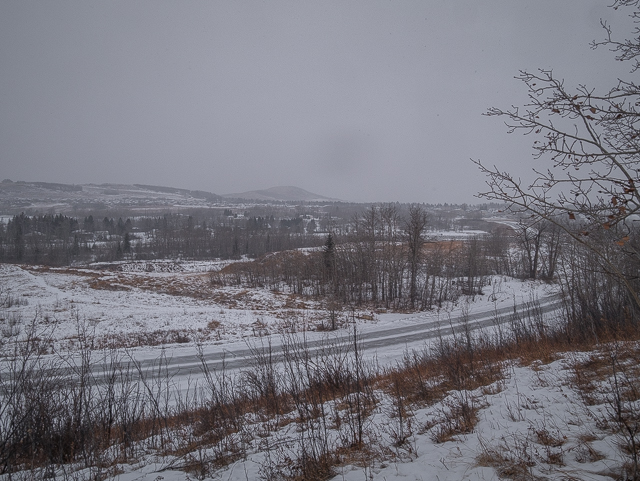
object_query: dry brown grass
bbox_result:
[35,264,302,311]
[476,440,537,480]
[379,338,508,409]
[533,426,566,448]
[88,278,131,291]
[87,329,192,349]
[9,269,640,479]
[574,433,606,464]
[283,294,308,309]
[206,319,221,331]
[570,341,640,405]
[421,240,466,253]
[425,392,483,443]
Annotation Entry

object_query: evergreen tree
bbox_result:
[323,233,335,276]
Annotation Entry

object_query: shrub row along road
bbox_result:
[84,294,563,387]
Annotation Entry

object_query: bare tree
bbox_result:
[380,204,405,308]
[540,219,563,280]
[404,205,429,309]
[474,1,640,318]
[516,219,545,280]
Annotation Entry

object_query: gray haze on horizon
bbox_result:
[0,1,632,204]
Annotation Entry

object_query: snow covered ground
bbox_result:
[0,261,556,360]
[55,344,633,481]
[0,260,325,352]
[3,260,636,480]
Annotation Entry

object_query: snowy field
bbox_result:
[39,345,636,481]
[0,260,556,361]
[3,261,637,481]
[0,260,327,352]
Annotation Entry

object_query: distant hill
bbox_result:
[0,181,339,214]
[132,184,220,201]
[0,181,222,214]
[222,186,338,202]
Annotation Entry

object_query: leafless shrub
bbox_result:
[89,329,192,350]
[0,317,149,478]
[6,290,640,480]
[244,337,285,417]
[0,312,22,339]
[606,346,640,480]
[529,421,567,467]
[0,289,28,308]
[427,391,482,443]
[476,435,537,480]
[385,372,415,454]
[574,433,606,464]
[570,341,640,479]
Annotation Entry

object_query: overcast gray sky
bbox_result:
[0,1,632,203]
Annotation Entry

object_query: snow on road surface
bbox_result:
[1,260,562,405]
[6,261,632,481]
[0,262,558,358]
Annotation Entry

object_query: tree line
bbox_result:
[214,204,564,311]
[0,201,475,266]
[0,212,327,265]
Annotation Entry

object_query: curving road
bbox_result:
[85,294,564,384]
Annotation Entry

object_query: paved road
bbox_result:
[84,294,563,383]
